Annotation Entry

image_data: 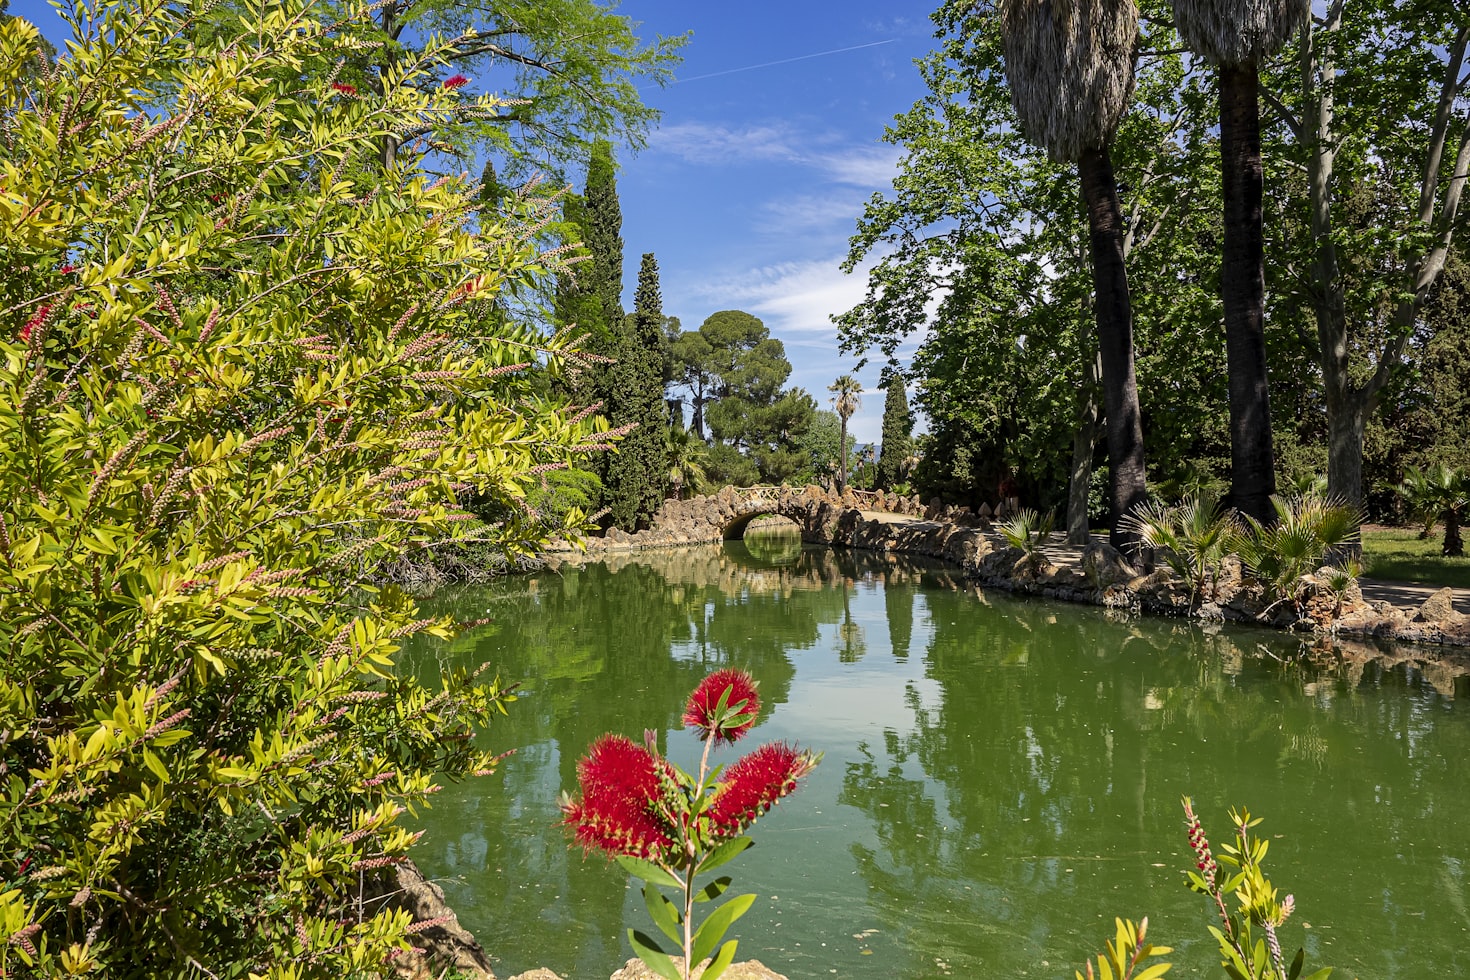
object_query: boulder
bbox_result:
[363,861,495,980]
[1081,541,1137,590]
[611,958,788,980]
[1416,588,1465,625]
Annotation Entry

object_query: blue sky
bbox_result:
[12,0,940,444]
[615,1,936,444]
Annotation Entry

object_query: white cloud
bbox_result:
[649,122,901,190]
[811,145,903,187]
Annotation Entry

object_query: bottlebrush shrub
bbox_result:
[562,670,820,980]
[0,2,609,977]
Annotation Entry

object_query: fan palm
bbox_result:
[829,375,862,492]
[1170,0,1309,524]
[665,426,710,500]
[1119,493,1239,609]
[1399,463,1468,557]
[1232,493,1362,611]
[999,0,1149,556]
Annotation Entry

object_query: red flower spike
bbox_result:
[19,303,52,342]
[442,74,470,90]
[683,669,761,744]
[59,264,76,274]
[706,742,817,840]
[561,734,676,862]
[331,82,357,96]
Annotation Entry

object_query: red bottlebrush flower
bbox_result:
[442,74,470,90]
[59,264,76,274]
[19,303,52,342]
[705,741,817,840]
[1183,797,1217,889]
[562,734,676,861]
[331,82,357,96]
[683,669,761,744]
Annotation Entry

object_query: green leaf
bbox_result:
[142,748,169,783]
[695,835,753,876]
[1288,946,1305,980]
[627,929,681,980]
[1299,969,1333,980]
[693,876,732,903]
[689,892,755,967]
[699,939,740,980]
[1134,963,1172,980]
[615,854,680,890]
[642,881,682,945]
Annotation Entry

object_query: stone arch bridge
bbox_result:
[593,484,925,551]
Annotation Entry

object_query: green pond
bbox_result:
[400,529,1470,979]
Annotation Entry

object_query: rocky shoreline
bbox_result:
[547,484,1469,649]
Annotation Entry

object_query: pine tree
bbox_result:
[876,371,914,491]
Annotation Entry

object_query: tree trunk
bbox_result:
[1444,508,1464,558]
[1325,396,1364,513]
[1066,352,1102,545]
[837,416,849,492]
[1218,64,1277,524]
[1078,145,1148,557]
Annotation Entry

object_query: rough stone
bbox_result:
[362,861,495,980]
[1416,588,1465,625]
[1081,541,1137,590]
[610,958,789,980]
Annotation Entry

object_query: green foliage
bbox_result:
[601,253,669,529]
[838,1,1226,508]
[673,311,814,485]
[1231,495,1362,612]
[221,0,687,172]
[876,372,914,491]
[1119,494,1239,608]
[0,3,602,975]
[1182,800,1332,980]
[1397,463,1468,557]
[1075,918,1172,980]
[997,508,1055,571]
[665,426,710,500]
[792,410,854,487]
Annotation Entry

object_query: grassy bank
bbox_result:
[1361,526,1470,588]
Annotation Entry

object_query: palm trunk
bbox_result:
[1218,64,1276,524]
[1444,508,1464,558]
[837,417,849,492]
[1078,145,1148,557]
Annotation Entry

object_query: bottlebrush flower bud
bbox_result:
[682,669,761,744]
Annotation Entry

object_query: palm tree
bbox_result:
[999,0,1148,556]
[664,426,709,501]
[1170,0,1309,525]
[1400,464,1469,557]
[829,375,862,492]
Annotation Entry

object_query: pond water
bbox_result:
[399,530,1470,979]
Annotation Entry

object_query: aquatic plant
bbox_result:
[561,670,819,980]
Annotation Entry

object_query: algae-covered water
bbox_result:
[399,532,1470,979]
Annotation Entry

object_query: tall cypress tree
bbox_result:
[584,140,624,346]
[876,371,914,491]
[604,253,670,529]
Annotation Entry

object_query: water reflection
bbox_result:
[401,545,1470,979]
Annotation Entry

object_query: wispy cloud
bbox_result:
[649,122,901,188]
